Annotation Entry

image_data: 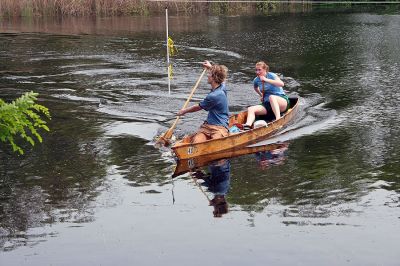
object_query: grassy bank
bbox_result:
[1,0,397,17]
[0,0,313,17]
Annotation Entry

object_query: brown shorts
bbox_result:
[191,124,228,143]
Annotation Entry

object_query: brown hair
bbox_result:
[256,61,269,72]
[210,64,228,84]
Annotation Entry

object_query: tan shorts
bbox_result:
[191,124,228,143]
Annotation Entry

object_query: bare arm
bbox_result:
[253,87,263,98]
[177,104,202,116]
[259,75,284,87]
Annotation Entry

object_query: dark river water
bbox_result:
[1,10,400,265]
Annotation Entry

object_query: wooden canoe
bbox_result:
[172,142,289,177]
[171,97,299,160]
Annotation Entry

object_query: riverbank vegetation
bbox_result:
[0,0,251,17]
[1,0,393,17]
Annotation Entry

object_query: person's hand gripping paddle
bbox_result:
[156,68,207,146]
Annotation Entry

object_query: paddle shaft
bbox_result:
[162,68,207,140]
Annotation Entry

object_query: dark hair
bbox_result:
[210,65,228,84]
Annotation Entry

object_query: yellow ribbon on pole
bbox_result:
[167,36,178,79]
[168,36,178,56]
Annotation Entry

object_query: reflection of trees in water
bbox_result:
[0,185,48,251]
[0,102,108,251]
[0,16,236,36]
[107,137,172,186]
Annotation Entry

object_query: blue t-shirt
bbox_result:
[253,72,285,104]
[199,83,229,128]
[204,160,231,196]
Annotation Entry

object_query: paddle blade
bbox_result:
[155,129,176,147]
[155,116,180,147]
[155,135,170,147]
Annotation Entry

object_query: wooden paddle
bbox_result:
[157,68,207,146]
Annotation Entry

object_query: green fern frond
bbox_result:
[0,91,51,154]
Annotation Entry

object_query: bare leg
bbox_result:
[269,95,288,120]
[245,105,267,127]
[191,132,208,143]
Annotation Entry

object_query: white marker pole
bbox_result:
[166,7,171,95]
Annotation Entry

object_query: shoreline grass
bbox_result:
[0,1,398,18]
[0,0,313,17]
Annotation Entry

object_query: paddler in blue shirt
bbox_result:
[177,60,229,143]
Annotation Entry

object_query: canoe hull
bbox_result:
[171,97,299,160]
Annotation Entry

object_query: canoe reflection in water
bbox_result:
[173,142,290,217]
[192,159,231,217]
[255,143,289,170]
[173,142,289,177]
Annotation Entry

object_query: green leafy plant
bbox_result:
[0,91,51,154]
